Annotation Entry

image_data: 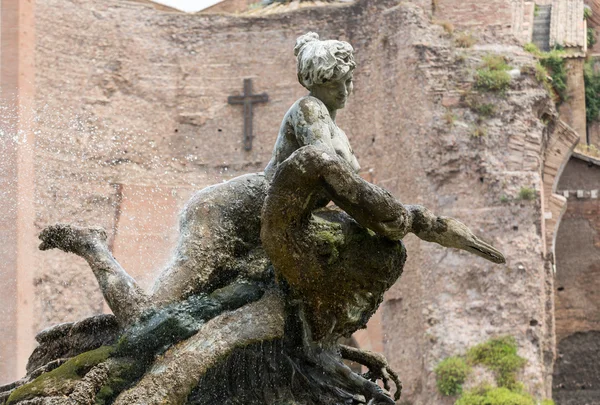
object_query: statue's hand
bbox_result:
[339,345,401,402]
[441,217,506,264]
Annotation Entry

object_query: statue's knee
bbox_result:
[286,146,336,174]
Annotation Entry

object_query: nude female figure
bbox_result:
[38,33,504,329]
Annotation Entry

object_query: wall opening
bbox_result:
[553,155,600,404]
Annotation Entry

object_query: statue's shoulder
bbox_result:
[293,96,328,123]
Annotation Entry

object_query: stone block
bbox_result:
[441,94,460,107]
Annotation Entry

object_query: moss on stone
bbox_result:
[436,338,554,404]
[475,54,511,93]
[475,69,511,93]
[434,356,471,396]
[482,55,510,71]
[284,209,407,340]
[517,187,536,201]
[314,228,345,264]
[455,386,535,405]
[94,358,147,405]
[540,52,567,104]
[524,42,539,54]
[466,336,526,389]
[7,346,114,404]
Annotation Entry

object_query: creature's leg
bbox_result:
[309,348,395,405]
[287,304,396,404]
[39,224,149,326]
[339,344,402,400]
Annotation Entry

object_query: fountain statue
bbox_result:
[0,33,504,405]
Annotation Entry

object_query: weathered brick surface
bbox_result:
[111,184,196,290]
[434,0,516,40]
[559,59,587,143]
[559,155,600,189]
[553,157,600,403]
[589,117,600,145]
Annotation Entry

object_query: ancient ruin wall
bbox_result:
[434,0,533,42]
[0,0,560,401]
[434,0,513,31]
[558,59,587,144]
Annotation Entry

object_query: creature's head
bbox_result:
[295,32,356,110]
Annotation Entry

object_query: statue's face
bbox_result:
[310,71,354,111]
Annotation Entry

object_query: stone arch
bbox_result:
[541,119,580,262]
[536,116,579,400]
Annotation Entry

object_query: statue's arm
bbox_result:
[405,205,505,264]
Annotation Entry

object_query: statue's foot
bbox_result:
[39,224,108,256]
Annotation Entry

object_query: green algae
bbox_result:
[7,346,114,404]
[94,357,147,405]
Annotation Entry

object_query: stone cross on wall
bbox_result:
[228,78,269,151]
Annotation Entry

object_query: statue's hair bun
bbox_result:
[294,32,320,56]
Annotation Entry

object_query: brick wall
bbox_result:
[554,197,600,340]
[559,58,587,143]
[434,0,517,40]
[553,156,600,403]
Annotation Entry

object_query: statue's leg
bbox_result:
[112,291,286,405]
[39,224,149,326]
[262,145,412,242]
[150,173,268,305]
[149,209,223,306]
